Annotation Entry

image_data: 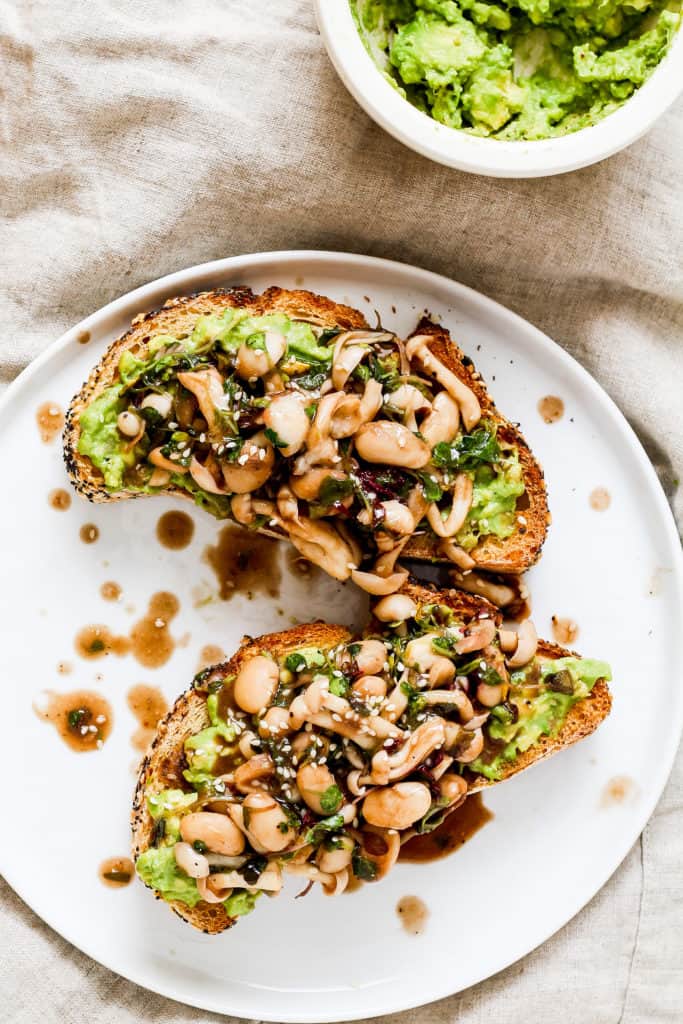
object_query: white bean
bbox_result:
[233,656,279,714]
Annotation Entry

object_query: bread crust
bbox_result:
[64,290,548,571]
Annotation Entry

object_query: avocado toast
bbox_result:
[64,286,548,592]
[132,582,611,933]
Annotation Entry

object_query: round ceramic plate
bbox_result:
[1,252,681,1021]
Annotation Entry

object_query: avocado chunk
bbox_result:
[135,846,202,907]
[77,385,134,490]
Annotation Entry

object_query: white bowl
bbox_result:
[315,0,683,177]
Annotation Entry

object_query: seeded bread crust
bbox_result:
[131,621,351,935]
[64,289,548,573]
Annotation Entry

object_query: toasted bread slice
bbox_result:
[132,585,609,933]
[392,582,611,790]
[64,286,368,504]
[65,288,548,577]
[131,622,351,935]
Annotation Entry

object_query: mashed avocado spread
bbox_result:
[352,0,680,139]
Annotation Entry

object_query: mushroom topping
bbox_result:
[358,378,384,424]
[386,383,432,431]
[317,834,355,875]
[354,826,401,881]
[290,468,347,502]
[455,617,497,654]
[189,455,231,495]
[177,368,226,433]
[420,391,460,447]
[362,781,432,830]
[353,639,388,675]
[373,593,418,623]
[149,446,188,474]
[233,656,280,714]
[140,392,173,418]
[204,862,283,897]
[380,500,415,536]
[179,813,245,856]
[221,431,275,494]
[355,421,431,469]
[350,568,409,596]
[449,570,517,608]
[452,727,485,764]
[264,392,310,457]
[403,633,446,674]
[406,335,481,431]
[331,330,394,390]
[230,494,277,526]
[437,773,468,806]
[235,330,286,380]
[174,841,209,879]
[476,680,507,707]
[233,753,275,793]
[506,619,538,667]
[367,718,446,785]
[296,761,339,815]
[426,472,473,538]
[285,517,358,581]
[352,674,387,700]
[499,629,519,654]
[439,539,476,569]
[240,792,293,853]
[148,467,171,488]
[117,410,143,438]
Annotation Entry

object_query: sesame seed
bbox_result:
[155,617,165,628]
[95,714,106,724]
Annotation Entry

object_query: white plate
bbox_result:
[1,251,681,1021]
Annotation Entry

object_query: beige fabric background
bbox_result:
[1,1,681,1021]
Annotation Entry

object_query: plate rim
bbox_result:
[2,249,682,1021]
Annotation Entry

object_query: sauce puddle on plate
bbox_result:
[537,395,564,424]
[36,402,64,443]
[400,794,492,862]
[100,581,122,602]
[197,644,226,672]
[80,523,100,544]
[99,857,134,887]
[74,591,180,669]
[34,690,112,751]
[48,488,71,511]
[127,684,168,752]
[204,524,281,601]
[589,487,611,511]
[551,616,579,645]
[396,895,429,935]
[156,510,195,550]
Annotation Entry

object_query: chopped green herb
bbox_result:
[319,784,343,814]
[432,423,500,472]
[304,813,344,846]
[351,850,378,881]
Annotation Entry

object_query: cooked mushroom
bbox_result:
[439,539,476,569]
[290,468,347,502]
[174,841,209,879]
[149,446,188,474]
[264,392,310,456]
[233,753,275,793]
[235,330,286,380]
[362,781,432,830]
[354,421,431,469]
[426,472,473,538]
[189,455,231,495]
[455,617,497,654]
[386,383,432,431]
[367,718,446,785]
[405,335,481,431]
[506,619,538,667]
[221,431,275,494]
[285,517,358,581]
[350,568,409,595]
[420,390,460,446]
[177,368,225,433]
[373,593,417,623]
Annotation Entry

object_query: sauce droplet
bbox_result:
[74,624,130,660]
[36,402,64,443]
[396,895,429,935]
[589,487,611,511]
[57,660,72,675]
[197,644,226,671]
[204,525,281,601]
[129,592,180,668]
[400,794,492,862]
[100,581,122,602]
[537,395,564,424]
[48,488,71,511]
[156,510,195,550]
[34,690,112,751]
[127,684,168,752]
[80,523,100,544]
[600,775,637,807]
[286,549,319,581]
[77,330,91,345]
[551,616,579,646]
[99,856,134,887]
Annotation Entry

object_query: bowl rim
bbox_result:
[315,0,683,177]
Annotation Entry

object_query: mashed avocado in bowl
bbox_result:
[351,0,681,141]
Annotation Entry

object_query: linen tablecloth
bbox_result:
[1,2,681,1021]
